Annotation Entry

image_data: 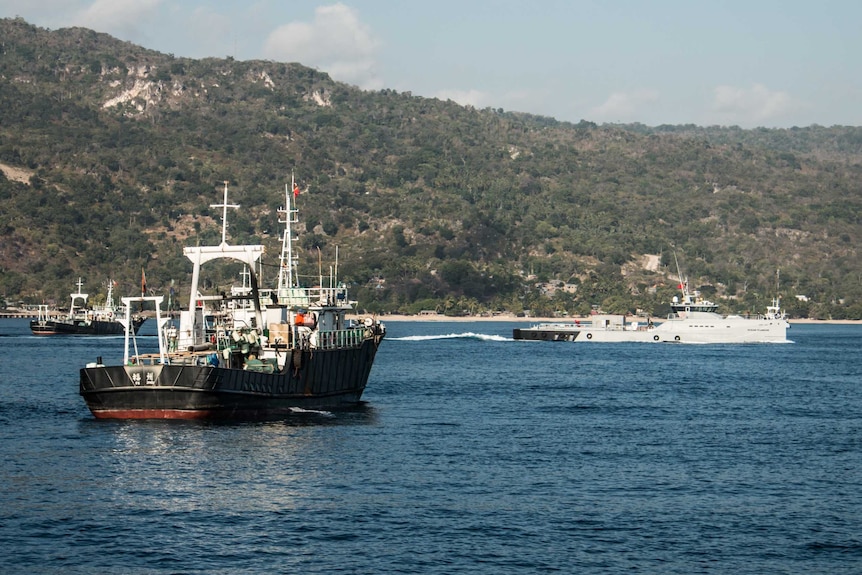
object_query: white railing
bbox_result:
[314,328,368,350]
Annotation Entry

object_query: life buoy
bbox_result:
[674,335,681,341]
[586,333,592,340]
[653,335,659,341]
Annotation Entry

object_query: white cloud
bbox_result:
[262,3,382,89]
[70,0,162,39]
[184,6,235,58]
[591,89,659,123]
[708,84,795,126]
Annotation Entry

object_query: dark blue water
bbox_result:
[1,319,860,574]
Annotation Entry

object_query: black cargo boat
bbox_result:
[31,279,145,336]
[80,180,385,419]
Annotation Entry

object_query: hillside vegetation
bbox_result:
[1,17,861,319]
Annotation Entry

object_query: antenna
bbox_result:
[318,246,323,290]
[672,249,692,302]
[672,251,682,284]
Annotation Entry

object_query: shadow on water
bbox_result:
[76,402,380,431]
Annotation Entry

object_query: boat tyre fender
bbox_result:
[291,348,303,372]
[586,333,592,340]
[653,335,659,341]
[674,335,681,341]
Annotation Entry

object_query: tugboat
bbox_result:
[80,179,386,419]
[30,278,145,336]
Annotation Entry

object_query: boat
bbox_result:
[30,278,146,336]
[513,267,790,344]
[80,179,386,419]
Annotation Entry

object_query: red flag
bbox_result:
[293,185,300,197]
[677,283,684,290]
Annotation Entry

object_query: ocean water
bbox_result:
[0,318,860,574]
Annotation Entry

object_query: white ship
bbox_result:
[514,268,790,344]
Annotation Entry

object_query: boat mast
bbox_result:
[70,277,88,317]
[212,180,239,246]
[276,173,301,293]
[672,251,691,302]
[772,268,782,316]
[105,280,115,309]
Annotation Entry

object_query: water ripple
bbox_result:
[0,320,860,574]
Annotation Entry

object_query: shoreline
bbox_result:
[3,311,857,325]
[352,314,862,325]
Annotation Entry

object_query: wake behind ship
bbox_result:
[80,179,385,420]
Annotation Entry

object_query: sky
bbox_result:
[2,0,861,128]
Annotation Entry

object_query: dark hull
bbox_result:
[512,327,582,341]
[31,317,145,336]
[80,340,380,420]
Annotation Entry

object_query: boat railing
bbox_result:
[315,327,368,350]
[531,320,656,332]
[533,322,584,329]
[127,349,217,367]
[128,353,170,366]
[592,322,653,332]
[305,285,351,306]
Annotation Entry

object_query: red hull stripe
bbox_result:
[92,409,219,420]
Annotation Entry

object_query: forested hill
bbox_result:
[1,17,861,319]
